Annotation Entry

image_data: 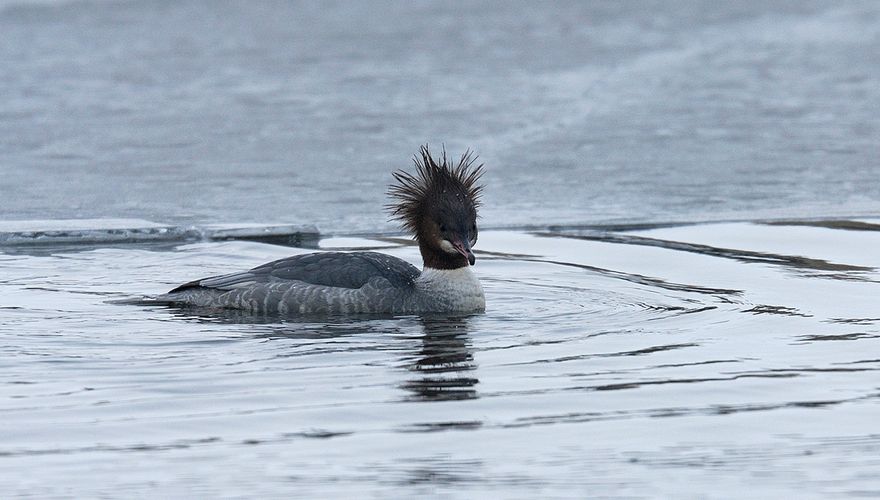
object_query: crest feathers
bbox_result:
[386,145,484,235]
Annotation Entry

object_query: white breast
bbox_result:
[416,266,486,312]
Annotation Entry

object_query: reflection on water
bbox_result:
[162,305,483,402]
[402,316,479,402]
[164,308,483,403]
[1,224,880,498]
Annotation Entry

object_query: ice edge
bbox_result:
[0,219,320,248]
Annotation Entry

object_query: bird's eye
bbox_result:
[439,224,447,232]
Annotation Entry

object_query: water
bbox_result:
[1,0,879,232]
[2,223,879,498]
[2,0,880,497]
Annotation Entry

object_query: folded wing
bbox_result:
[169,251,420,293]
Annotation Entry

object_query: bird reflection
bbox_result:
[156,305,480,401]
[399,315,479,402]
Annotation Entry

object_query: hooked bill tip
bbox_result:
[451,239,476,265]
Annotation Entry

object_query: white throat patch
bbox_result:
[417,266,485,312]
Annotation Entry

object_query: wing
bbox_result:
[169,251,420,293]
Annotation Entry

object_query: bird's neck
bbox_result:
[417,238,469,270]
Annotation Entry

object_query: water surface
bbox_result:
[2,0,879,497]
[2,0,879,231]
[2,222,878,498]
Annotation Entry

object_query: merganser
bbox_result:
[159,146,486,315]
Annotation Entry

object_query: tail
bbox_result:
[105,295,179,306]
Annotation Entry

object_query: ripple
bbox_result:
[3,227,880,498]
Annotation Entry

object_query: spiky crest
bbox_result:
[386,145,484,235]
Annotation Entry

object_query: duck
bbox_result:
[158,145,486,315]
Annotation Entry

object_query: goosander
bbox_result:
[159,146,486,315]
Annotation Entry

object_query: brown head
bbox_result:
[387,145,484,270]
